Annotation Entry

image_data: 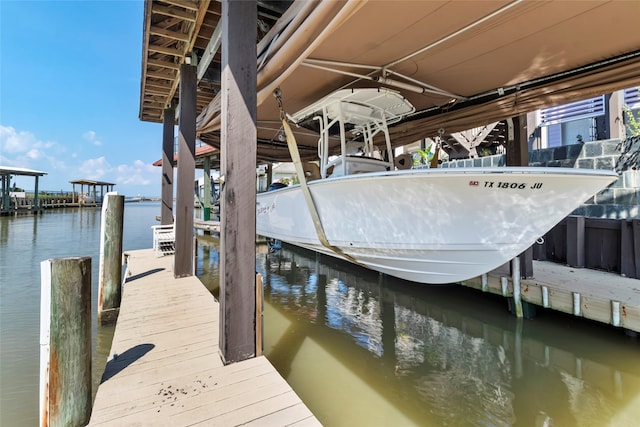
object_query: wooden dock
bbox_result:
[89,249,319,426]
[462,260,640,332]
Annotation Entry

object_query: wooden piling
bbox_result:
[161,104,175,226]
[500,276,509,296]
[40,257,92,427]
[98,193,124,324]
[219,0,258,364]
[174,61,197,278]
[203,156,212,222]
[542,285,550,308]
[566,216,586,268]
[573,292,582,316]
[511,256,523,318]
[612,300,621,326]
[256,273,263,356]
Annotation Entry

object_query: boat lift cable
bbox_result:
[273,88,367,268]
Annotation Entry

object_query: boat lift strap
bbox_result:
[275,89,365,268]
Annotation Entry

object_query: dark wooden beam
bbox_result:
[506,114,534,278]
[566,216,586,268]
[506,115,528,167]
[162,104,175,226]
[174,64,197,277]
[219,0,257,364]
[605,90,626,139]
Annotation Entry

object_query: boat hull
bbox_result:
[256,167,617,284]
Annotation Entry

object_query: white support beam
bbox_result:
[450,122,498,158]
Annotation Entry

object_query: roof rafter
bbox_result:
[152,3,197,21]
[149,25,191,42]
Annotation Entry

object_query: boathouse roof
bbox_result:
[151,143,218,168]
[139,1,640,162]
[0,166,47,177]
[69,179,116,186]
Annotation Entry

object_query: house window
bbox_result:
[539,96,605,146]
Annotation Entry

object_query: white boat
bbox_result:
[256,89,617,284]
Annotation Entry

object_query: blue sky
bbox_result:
[1,0,164,197]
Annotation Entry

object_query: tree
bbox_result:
[624,87,640,136]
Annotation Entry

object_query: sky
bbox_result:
[1,0,165,197]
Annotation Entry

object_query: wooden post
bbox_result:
[219,0,257,364]
[40,257,92,427]
[98,193,124,324]
[507,114,534,277]
[34,175,40,214]
[526,111,542,150]
[256,273,263,356]
[519,249,534,279]
[620,219,640,279]
[573,292,582,316]
[203,156,212,222]
[566,216,585,268]
[511,256,523,318]
[501,276,509,296]
[174,62,197,277]
[161,104,175,226]
[506,115,529,167]
[533,235,547,261]
[542,286,550,308]
[612,300,622,327]
[2,175,8,211]
[266,163,273,189]
[605,91,626,139]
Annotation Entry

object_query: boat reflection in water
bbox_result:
[254,242,640,427]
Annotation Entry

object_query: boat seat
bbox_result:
[303,162,321,181]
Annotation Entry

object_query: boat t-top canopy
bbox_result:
[288,88,416,179]
[289,88,415,129]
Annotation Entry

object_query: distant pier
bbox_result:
[89,249,319,426]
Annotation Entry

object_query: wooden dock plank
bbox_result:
[90,249,320,426]
[242,403,318,426]
[90,361,276,423]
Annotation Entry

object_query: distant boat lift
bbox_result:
[68,179,116,206]
[0,165,47,216]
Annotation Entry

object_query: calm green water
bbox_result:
[3,204,640,426]
[203,241,640,426]
[0,203,158,426]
